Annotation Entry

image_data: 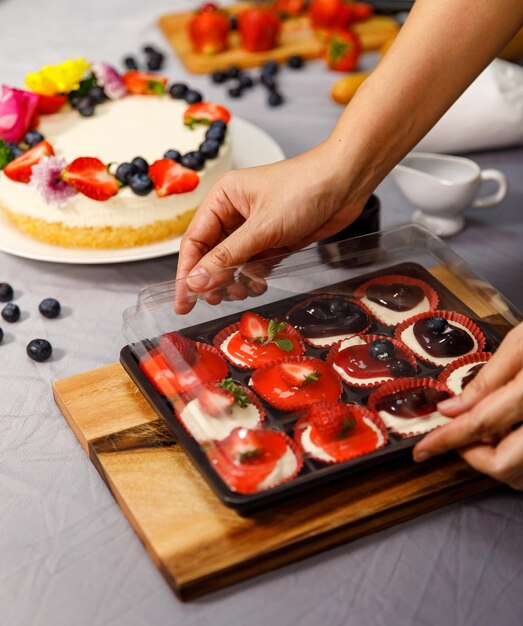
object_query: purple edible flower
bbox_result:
[91,62,127,100]
[29,156,77,206]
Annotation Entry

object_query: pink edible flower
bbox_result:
[29,156,77,206]
[91,62,127,100]
[0,86,39,143]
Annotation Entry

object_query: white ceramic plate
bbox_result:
[0,117,285,265]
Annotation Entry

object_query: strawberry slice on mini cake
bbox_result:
[295,402,388,464]
[207,427,303,494]
[177,377,265,444]
[251,356,342,411]
[214,312,304,370]
[140,332,228,399]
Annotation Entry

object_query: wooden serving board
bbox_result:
[159,3,399,74]
[53,266,504,600]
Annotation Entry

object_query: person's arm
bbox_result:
[176,0,523,288]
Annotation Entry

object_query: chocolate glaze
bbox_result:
[376,387,450,418]
[286,297,369,339]
[413,318,474,357]
[461,363,484,389]
[366,283,424,312]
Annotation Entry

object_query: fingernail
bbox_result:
[413,450,431,463]
[186,267,210,289]
[438,397,462,413]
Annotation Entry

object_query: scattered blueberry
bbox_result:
[205,124,226,143]
[6,143,24,159]
[184,89,203,104]
[0,327,3,344]
[426,316,448,334]
[0,283,13,302]
[268,91,284,107]
[146,52,164,72]
[369,338,396,362]
[262,60,279,76]
[131,156,149,173]
[388,358,416,377]
[181,151,205,171]
[228,84,243,99]
[27,339,52,363]
[239,74,254,89]
[211,70,228,84]
[210,120,227,132]
[77,96,95,117]
[229,15,238,30]
[260,73,277,89]
[115,162,137,185]
[164,149,182,162]
[1,303,20,323]
[129,172,153,196]
[226,65,241,79]
[124,56,139,70]
[287,55,304,69]
[88,86,107,104]
[143,45,156,54]
[199,139,220,159]
[24,130,45,147]
[169,82,188,99]
[39,298,61,319]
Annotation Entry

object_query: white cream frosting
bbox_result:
[361,295,430,326]
[445,360,487,395]
[377,408,451,436]
[307,331,364,347]
[332,336,395,386]
[400,320,478,366]
[257,446,298,490]
[179,397,261,444]
[0,95,232,228]
[300,418,385,462]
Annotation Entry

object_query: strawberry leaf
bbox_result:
[303,370,321,386]
[0,140,13,170]
[329,38,350,63]
[148,80,165,95]
[274,338,295,352]
[335,415,356,440]
[238,448,262,463]
[219,377,250,408]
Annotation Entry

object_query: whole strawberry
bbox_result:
[238,8,281,53]
[325,30,361,72]
[309,402,356,442]
[189,5,230,54]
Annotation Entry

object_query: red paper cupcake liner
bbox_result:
[174,382,267,443]
[294,403,389,465]
[212,321,305,371]
[251,356,343,412]
[285,294,374,348]
[353,274,439,326]
[438,352,493,387]
[368,377,454,439]
[394,310,486,366]
[325,333,418,390]
[207,428,304,494]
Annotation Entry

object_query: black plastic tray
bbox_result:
[120,262,503,514]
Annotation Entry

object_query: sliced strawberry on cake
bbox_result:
[3,140,54,183]
[183,102,231,127]
[251,356,342,411]
[148,159,199,197]
[122,71,168,95]
[214,312,304,370]
[178,377,265,443]
[295,402,388,463]
[207,427,302,494]
[140,332,228,398]
[62,157,120,201]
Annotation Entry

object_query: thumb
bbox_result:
[186,222,265,291]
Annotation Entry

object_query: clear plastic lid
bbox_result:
[122,225,520,503]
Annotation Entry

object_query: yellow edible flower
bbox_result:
[25,58,91,95]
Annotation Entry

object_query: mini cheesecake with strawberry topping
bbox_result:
[208,427,303,494]
[327,335,417,389]
[295,402,388,464]
[286,295,371,347]
[139,332,228,399]
[178,377,265,444]
[214,312,304,370]
[251,356,342,411]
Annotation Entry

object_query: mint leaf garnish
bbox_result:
[238,448,262,463]
[219,377,250,408]
[274,338,294,352]
[268,319,277,340]
[67,73,98,101]
[0,140,13,170]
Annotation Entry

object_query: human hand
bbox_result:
[174,141,369,312]
[413,322,523,490]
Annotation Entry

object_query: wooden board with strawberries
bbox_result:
[158,2,400,74]
[53,265,500,601]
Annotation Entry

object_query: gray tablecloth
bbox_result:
[1,1,522,625]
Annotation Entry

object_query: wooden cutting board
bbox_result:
[158,3,400,74]
[52,266,504,601]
